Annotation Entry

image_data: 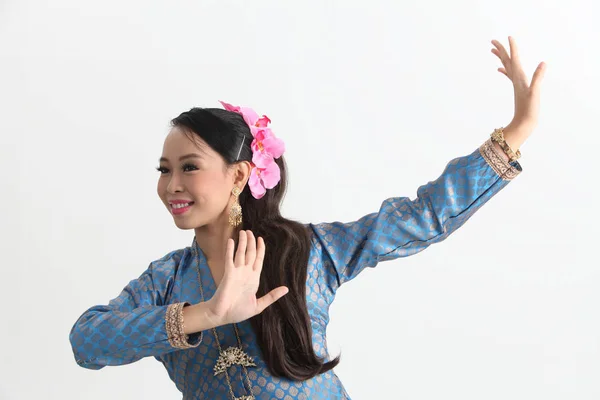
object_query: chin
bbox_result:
[173,222,195,230]
[172,217,201,230]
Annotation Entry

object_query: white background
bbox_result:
[1,0,599,399]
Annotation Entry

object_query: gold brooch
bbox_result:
[214,346,257,376]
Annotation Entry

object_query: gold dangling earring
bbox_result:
[228,186,242,227]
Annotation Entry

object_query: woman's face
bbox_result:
[156,126,237,230]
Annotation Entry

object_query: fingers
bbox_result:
[225,238,235,271]
[492,37,530,87]
[491,40,510,67]
[232,230,260,268]
[253,236,265,272]
[256,286,289,314]
[508,36,520,63]
[234,230,247,267]
[491,48,504,63]
[491,47,512,80]
[531,61,547,92]
[491,48,502,66]
[509,41,529,88]
[245,230,256,266]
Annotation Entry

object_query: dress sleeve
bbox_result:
[68,260,202,370]
[310,138,522,290]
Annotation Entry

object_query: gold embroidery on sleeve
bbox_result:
[479,138,521,181]
[166,302,201,349]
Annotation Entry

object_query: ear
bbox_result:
[232,161,252,188]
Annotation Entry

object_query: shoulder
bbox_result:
[302,222,342,299]
[130,245,193,305]
[305,221,353,255]
[147,245,192,281]
[304,222,325,246]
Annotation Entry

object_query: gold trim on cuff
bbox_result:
[166,302,201,349]
[479,138,521,181]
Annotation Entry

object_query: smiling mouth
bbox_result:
[171,202,195,209]
[170,202,195,215]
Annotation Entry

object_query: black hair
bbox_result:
[170,107,339,380]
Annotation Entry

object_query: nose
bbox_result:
[166,173,185,194]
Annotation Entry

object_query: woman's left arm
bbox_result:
[310,37,546,289]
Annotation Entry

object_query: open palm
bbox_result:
[207,230,289,325]
[491,36,546,134]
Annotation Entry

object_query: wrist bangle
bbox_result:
[490,127,521,163]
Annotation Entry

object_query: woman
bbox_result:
[69,37,546,399]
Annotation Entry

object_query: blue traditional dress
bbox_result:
[69,138,521,399]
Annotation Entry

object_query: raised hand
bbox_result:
[206,230,289,326]
[491,36,546,147]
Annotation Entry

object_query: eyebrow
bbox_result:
[159,153,202,163]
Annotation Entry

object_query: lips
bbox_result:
[170,201,193,206]
[170,201,194,215]
[169,199,194,205]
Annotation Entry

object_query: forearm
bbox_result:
[503,122,530,154]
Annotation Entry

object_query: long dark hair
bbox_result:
[170,107,340,380]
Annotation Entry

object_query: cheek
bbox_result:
[156,179,166,199]
[192,172,230,201]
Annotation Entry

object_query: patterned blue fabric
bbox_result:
[69,140,521,399]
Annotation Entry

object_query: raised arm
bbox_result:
[312,36,545,291]
[311,138,521,288]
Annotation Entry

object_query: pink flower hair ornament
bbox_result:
[219,100,286,199]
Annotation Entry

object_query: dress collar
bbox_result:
[190,236,217,300]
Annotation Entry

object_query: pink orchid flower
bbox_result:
[219,100,270,136]
[251,128,285,163]
[219,100,285,199]
[248,160,281,199]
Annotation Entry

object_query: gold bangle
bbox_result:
[490,127,521,163]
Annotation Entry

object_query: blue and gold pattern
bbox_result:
[70,138,521,399]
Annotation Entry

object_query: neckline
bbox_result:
[190,236,217,299]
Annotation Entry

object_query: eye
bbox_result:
[182,163,198,172]
[155,163,199,174]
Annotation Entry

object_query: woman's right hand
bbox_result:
[206,230,289,326]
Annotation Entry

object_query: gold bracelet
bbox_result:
[490,127,521,163]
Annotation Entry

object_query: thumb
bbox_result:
[255,286,289,315]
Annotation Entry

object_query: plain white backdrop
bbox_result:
[1,0,599,399]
